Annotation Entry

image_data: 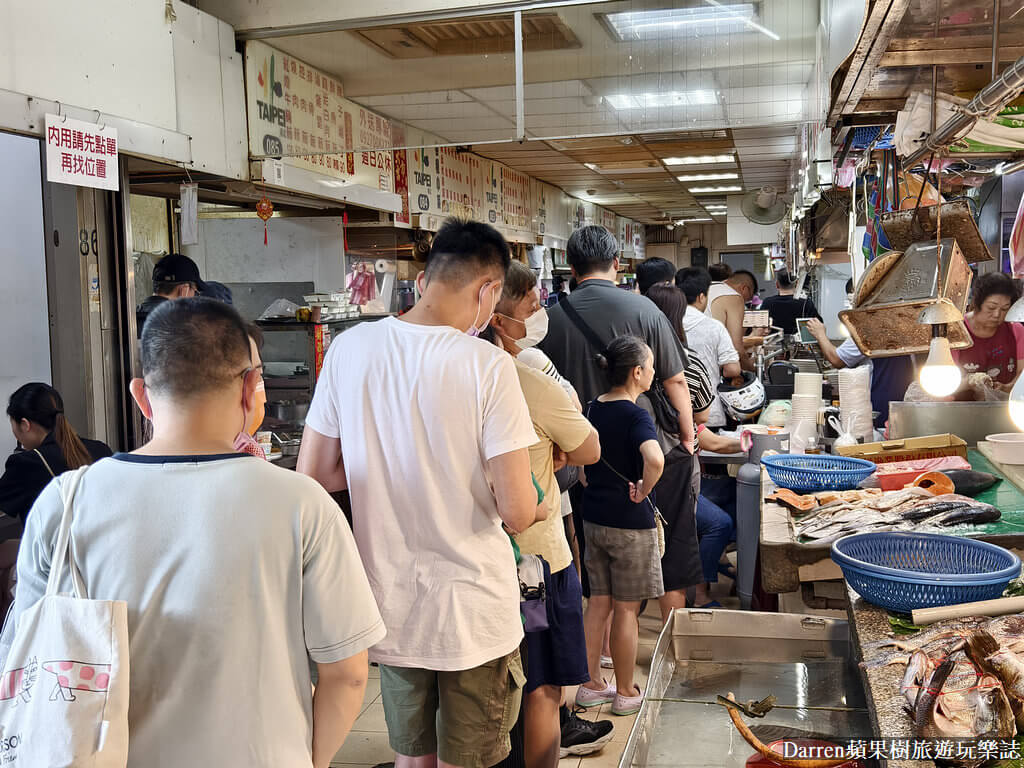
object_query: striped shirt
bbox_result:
[684,347,716,415]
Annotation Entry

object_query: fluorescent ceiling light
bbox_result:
[676,218,712,223]
[689,185,742,193]
[703,0,780,40]
[676,172,739,182]
[662,154,735,166]
[604,5,755,39]
[606,90,718,110]
[584,163,599,171]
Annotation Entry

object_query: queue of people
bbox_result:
[0,219,749,768]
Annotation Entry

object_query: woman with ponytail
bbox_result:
[0,383,112,522]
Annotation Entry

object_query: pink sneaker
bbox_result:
[611,686,644,716]
[575,681,616,708]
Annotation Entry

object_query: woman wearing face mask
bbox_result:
[0,383,113,524]
[483,262,610,766]
[233,325,268,458]
[575,335,664,718]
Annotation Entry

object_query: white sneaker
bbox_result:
[612,686,644,716]
[575,681,616,708]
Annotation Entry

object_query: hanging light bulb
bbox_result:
[916,299,964,398]
[919,335,961,397]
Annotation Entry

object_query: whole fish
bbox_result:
[966,629,1024,701]
[901,501,972,522]
[971,675,1018,738]
[861,617,990,668]
[902,649,930,709]
[944,469,1001,497]
[936,504,1001,526]
[915,655,957,737]
[871,488,932,511]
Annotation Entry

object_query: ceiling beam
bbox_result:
[828,0,912,126]
[879,47,1024,68]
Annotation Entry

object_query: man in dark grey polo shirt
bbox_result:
[540,226,696,616]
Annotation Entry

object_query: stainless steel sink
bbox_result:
[620,610,871,768]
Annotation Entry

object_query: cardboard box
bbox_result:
[836,434,968,464]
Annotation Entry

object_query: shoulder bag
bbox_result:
[561,297,681,436]
[0,466,130,767]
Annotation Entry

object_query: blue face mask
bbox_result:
[467,281,498,337]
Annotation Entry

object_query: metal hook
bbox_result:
[56,101,66,122]
[181,162,193,185]
[94,109,105,131]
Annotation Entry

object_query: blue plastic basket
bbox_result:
[760,454,877,493]
[831,532,1021,613]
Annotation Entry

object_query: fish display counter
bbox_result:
[759,450,1024,597]
[619,608,875,768]
[844,583,1024,768]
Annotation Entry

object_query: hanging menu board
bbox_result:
[391,123,410,228]
[599,208,617,233]
[531,179,548,236]
[439,147,476,219]
[351,103,394,191]
[481,160,503,227]
[407,137,442,219]
[501,166,531,234]
[244,41,394,193]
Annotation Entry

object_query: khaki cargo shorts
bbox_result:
[380,649,526,768]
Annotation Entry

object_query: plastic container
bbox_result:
[831,532,1021,613]
[985,433,1024,465]
[761,454,876,493]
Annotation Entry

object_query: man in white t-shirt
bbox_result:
[677,267,742,428]
[17,298,385,768]
[299,219,543,768]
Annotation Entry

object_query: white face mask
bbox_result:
[515,308,549,349]
[498,307,549,350]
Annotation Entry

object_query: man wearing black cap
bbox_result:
[136,253,207,337]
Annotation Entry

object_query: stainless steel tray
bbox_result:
[620,610,871,768]
[889,401,1017,446]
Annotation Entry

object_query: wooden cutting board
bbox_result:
[978,440,1024,493]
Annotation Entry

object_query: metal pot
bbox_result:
[271,433,302,456]
[266,400,309,425]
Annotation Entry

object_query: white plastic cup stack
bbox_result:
[838,366,873,442]
[788,392,822,454]
[793,372,823,399]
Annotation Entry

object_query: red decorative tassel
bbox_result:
[264,224,268,245]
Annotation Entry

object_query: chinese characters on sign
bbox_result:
[770,738,1021,763]
[44,115,119,191]
[244,40,395,194]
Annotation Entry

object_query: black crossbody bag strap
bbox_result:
[560,296,609,356]
[565,295,682,435]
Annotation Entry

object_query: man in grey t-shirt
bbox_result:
[17,298,385,768]
[539,226,697,616]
